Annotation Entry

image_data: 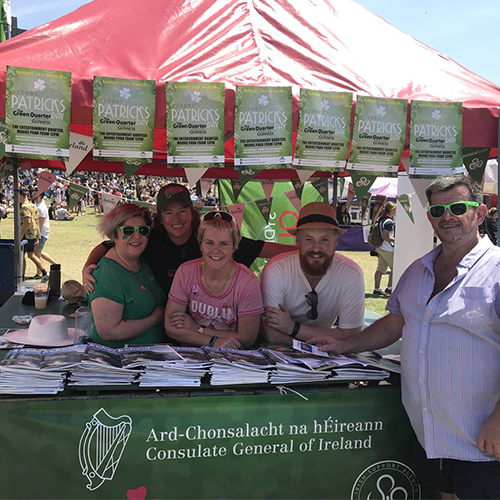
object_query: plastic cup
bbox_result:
[34,284,49,310]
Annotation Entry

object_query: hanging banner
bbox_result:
[311,179,329,203]
[101,192,121,213]
[226,202,245,228]
[166,82,225,167]
[36,171,56,196]
[123,159,146,179]
[65,132,92,175]
[409,100,463,177]
[234,85,292,167]
[462,147,490,184]
[261,179,275,201]
[284,189,301,212]
[346,182,355,208]
[397,193,415,223]
[293,89,352,171]
[351,171,377,203]
[238,167,261,191]
[93,76,155,162]
[292,179,304,200]
[231,179,243,201]
[200,178,215,198]
[184,167,208,189]
[5,66,71,161]
[347,96,406,177]
[296,169,315,185]
[68,183,89,210]
[132,200,152,209]
[255,198,273,224]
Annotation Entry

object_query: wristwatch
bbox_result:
[197,325,206,334]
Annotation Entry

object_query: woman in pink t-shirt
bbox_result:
[165,211,263,349]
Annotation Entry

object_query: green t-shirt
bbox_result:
[89,257,167,348]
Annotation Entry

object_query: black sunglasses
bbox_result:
[305,290,318,320]
[427,201,479,219]
[203,211,234,222]
[115,225,151,238]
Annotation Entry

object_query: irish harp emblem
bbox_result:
[79,408,133,491]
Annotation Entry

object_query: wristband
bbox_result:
[290,322,301,338]
[208,336,218,347]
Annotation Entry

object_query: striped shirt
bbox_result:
[387,235,500,461]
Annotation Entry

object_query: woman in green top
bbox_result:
[88,204,166,348]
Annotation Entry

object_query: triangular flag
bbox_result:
[226,202,245,228]
[292,179,304,200]
[231,179,243,201]
[351,171,377,203]
[68,182,89,210]
[65,132,92,175]
[284,189,301,212]
[396,193,415,223]
[346,182,355,209]
[255,198,273,224]
[123,160,146,179]
[102,193,121,214]
[296,169,314,185]
[261,179,275,201]
[311,179,329,202]
[184,168,208,188]
[37,171,57,197]
[200,178,215,198]
[463,147,490,184]
[238,167,261,190]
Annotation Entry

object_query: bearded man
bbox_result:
[261,202,365,345]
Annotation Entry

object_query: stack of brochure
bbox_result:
[138,346,211,387]
[205,348,275,385]
[0,345,86,394]
[68,343,137,386]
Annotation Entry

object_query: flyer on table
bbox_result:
[5,66,71,161]
[293,89,352,171]
[409,100,463,178]
[234,86,292,167]
[166,82,225,167]
[93,76,155,162]
[347,96,406,177]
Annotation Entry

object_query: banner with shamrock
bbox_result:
[409,100,463,177]
[311,179,329,202]
[293,89,352,171]
[166,81,225,167]
[231,179,243,201]
[5,66,71,161]
[396,193,415,223]
[462,147,490,183]
[347,95,406,177]
[234,85,292,167]
[101,192,121,214]
[351,171,377,203]
[123,159,146,179]
[68,182,88,210]
[292,179,304,200]
[255,198,273,224]
[237,167,261,190]
[93,76,155,162]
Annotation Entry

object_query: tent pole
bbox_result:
[332,172,338,208]
[13,159,22,289]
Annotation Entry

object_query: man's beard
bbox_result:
[299,251,334,276]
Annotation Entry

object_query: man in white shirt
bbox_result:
[261,202,365,345]
[31,194,58,279]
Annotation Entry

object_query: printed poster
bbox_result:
[234,85,292,167]
[5,66,71,160]
[409,100,463,177]
[166,81,225,167]
[347,96,407,177]
[93,76,155,161]
[293,89,352,171]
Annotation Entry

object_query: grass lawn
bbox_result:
[0,211,390,316]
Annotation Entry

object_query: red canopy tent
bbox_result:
[0,0,498,178]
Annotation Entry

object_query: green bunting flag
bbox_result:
[68,183,89,210]
[123,159,147,179]
[396,193,415,223]
[231,179,243,201]
[311,179,328,202]
[292,179,304,200]
[237,167,261,190]
[351,171,377,203]
[255,198,273,224]
[462,147,490,184]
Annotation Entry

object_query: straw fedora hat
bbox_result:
[288,202,347,236]
[4,315,76,347]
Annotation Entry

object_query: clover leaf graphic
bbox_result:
[34,79,46,92]
[258,95,269,106]
[321,99,330,111]
[431,109,441,120]
[190,91,201,103]
[120,88,131,99]
[376,106,386,117]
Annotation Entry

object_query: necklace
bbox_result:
[202,261,234,295]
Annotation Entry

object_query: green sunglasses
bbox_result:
[427,201,479,219]
[115,225,151,238]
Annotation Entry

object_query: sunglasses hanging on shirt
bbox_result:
[305,290,318,320]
